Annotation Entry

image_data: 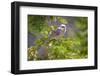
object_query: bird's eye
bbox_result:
[61,26,65,28]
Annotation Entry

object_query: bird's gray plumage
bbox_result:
[49,24,67,40]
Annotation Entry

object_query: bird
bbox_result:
[49,24,67,40]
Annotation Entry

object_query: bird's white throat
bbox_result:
[58,24,67,33]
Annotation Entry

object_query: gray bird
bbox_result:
[49,24,67,40]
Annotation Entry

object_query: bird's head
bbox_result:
[58,24,67,33]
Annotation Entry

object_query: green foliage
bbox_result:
[75,17,88,58]
[57,17,68,24]
[28,15,88,61]
[75,17,88,31]
[28,46,38,60]
[28,15,51,37]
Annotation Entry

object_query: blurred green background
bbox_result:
[28,15,88,61]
